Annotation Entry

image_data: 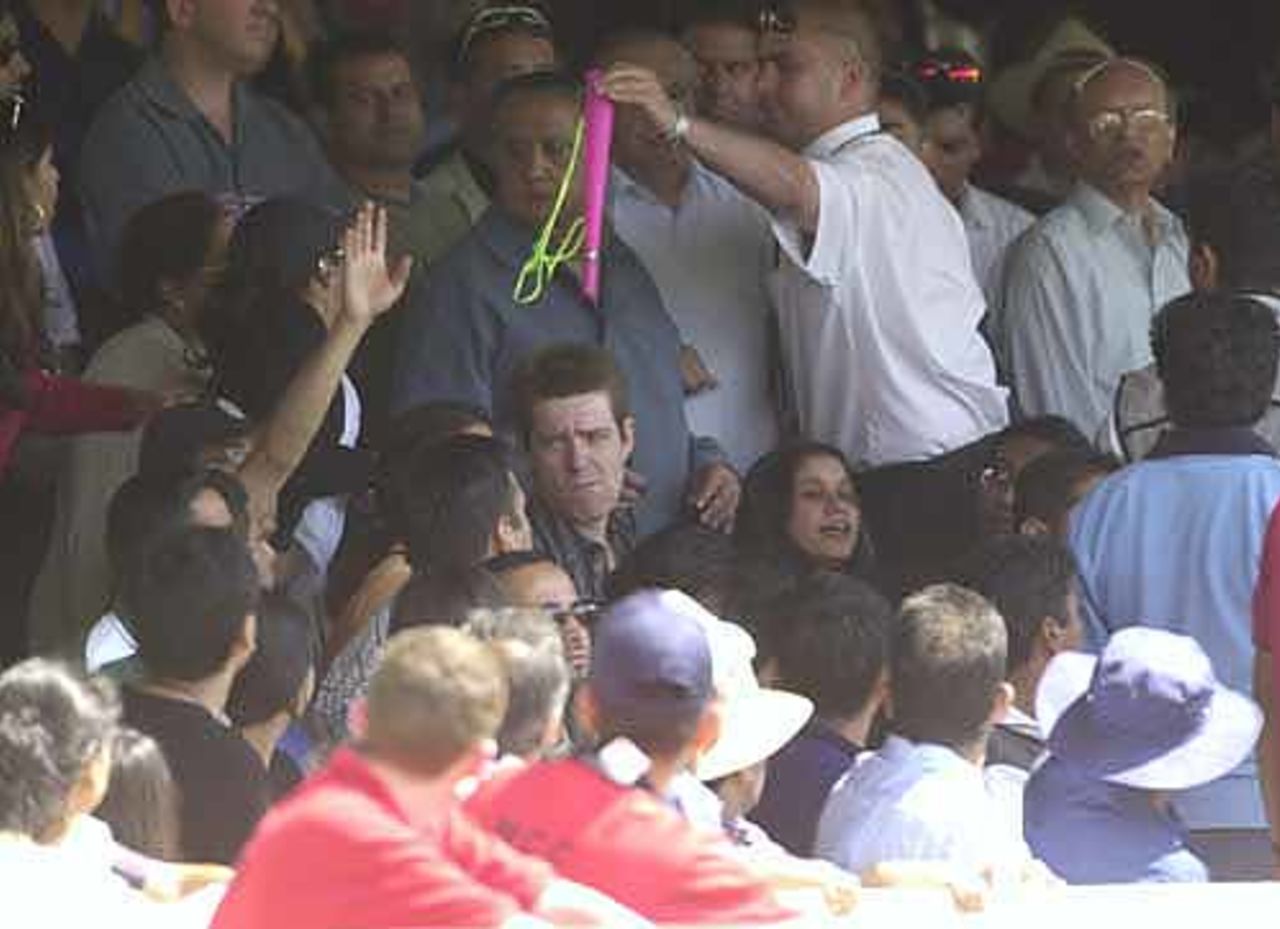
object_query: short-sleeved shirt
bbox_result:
[997,182,1190,434]
[1025,756,1208,884]
[768,113,1008,468]
[466,758,794,925]
[956,184,1034,310]
[211,749,551,929]
[122,688,270,865]
[79,56,351,285]
[391,207,723,536]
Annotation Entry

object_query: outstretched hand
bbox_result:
[340,203,413,329]
[599,65,679,137]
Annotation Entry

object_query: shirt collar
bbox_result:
[804,113,881,158]
[1071,181,1178,241]
[134,54,246,125]
[1147,426,1278,460]
[998,704,1040,736]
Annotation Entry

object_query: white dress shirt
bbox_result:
[957,185,1034,308]
[612,161,780,473]
[998,182,1190,433]
[814,735,1031,878]
[768,113,1008,468]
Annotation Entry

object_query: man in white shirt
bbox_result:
[602,0,1006,473]
[600,30,780,473]
[814,585,1033,880]
[998,57,1190,434]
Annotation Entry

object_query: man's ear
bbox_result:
[988,681,1015,726]
[1188,242,1219,292]
[619,415,637,459]
[692,698,725,757]
[230,612,257,670]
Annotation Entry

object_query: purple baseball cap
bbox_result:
[589,589,714,720]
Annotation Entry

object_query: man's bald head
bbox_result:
[783,0,883,85]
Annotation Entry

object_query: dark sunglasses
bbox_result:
[456,5,553,66]
[549,599,603,627]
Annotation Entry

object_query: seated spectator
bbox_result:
[1013,447,1119,538]
[875,68,928,155]
[1026,629,1260,883]
[78,0,348,286]
[310,434,530,751]
[815,585,1035,881]
[95,726,180,861]
[483,551,589,679]
[212,626,644,928]
[599,30,780,473]
[388,565,509,635]
[913,49,1035,307]
[997,58,1188,434]
[1106,163,1280,461]
[412,2,557,266]
[467,589,800,924]
[465,606,572,761]
[227,593,317,800]
[679,0,763,131]
[752,573,893,856]
[609,521,735,615]
[0,658,227,919]
[121,526,268,864]
[956,536,1083,773]
[392,70,737,538]
[512,344,637,600]
[29,191,228,658]
[1071,292,1280,877]
[731,442,882,612]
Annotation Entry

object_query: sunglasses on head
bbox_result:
[915,57,983,85]
[456,5,553,66]
[758,4,796,35]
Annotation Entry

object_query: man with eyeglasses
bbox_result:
[599,29,779,475]
[997,57,1190,435]
[412,2,556,269]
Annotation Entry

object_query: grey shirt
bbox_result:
[391,207,724,537]
[79,55,351,283]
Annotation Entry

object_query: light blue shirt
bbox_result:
[1069,445,1280,828]
[998,183,1190,433]
[612,162,780,473]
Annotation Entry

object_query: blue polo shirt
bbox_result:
[390,207,723,537]
[1025,757,1207,884]
[1068,427,1280,830]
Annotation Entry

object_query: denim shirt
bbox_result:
[392,207,724,536]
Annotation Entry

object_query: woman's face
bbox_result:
[25,146,59,229]
[786,453,861,567]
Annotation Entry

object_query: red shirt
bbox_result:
[466,758,795,926]
[211,749,552,929]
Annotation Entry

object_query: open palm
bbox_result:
[340,203,414,327]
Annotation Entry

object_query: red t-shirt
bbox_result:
[210,749,552,929]
[466,758,795,926]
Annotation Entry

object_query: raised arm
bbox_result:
[238,204,412,508]
[601,66,820,234]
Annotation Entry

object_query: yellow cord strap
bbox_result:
[513,118,586,305]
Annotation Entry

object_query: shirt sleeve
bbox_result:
[443,808,552,911]
[657,832,798,926]
[770,158,854,288]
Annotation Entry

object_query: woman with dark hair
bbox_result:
[29,191,229,658]
[95,727,181,861]
[200,197,375,581]
[731,442,883,622]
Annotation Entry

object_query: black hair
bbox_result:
[489,68,582,123]
[891,584,1006,751]
[310,30,408,110]
[227,594,316,728]
[1185,162,1280,293]
[123,526,261,682]
[678,0,758,32]
[393,434,524,572]
[1013,447,1119,531]
[115,190,224,328]
[609,523,735,615]
[878,68,928,127]
[999,415,1092,454]
[1153,292,1280,429]
[766,573,893,722]
[95,727,179,861]
[390,564,509,635]
[511,342,631,446]
[483,550,558,576]
[955,536,1078,673]
[0,660,119,839]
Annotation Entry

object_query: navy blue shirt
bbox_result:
[391,208,723,536]
[752,719,862,857]
[1025,756,1208,884]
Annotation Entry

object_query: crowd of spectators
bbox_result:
[4,0,1280,924]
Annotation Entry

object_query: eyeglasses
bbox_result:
[915,58,983,85]
[456,5,553,66]
[1085,106,1170,142]
[549,599,603,627]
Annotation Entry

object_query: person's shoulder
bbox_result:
[969,186,1036,228]
[82,59,161,139]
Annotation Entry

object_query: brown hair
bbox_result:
[0,108,51,364]
[511,343,631,446]
[365,627,508,776]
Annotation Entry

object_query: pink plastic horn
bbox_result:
[581,69,615,306]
